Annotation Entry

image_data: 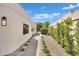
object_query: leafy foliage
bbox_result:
[38,21,50,35]
[48,17,75,55]
[42,36,51,56]
[48,26,57,41]
[36,21,50,32]
[31,27,35,32]
[56,23,62,44]
[75,20,79,55]
[44,21,50,28]
[62,17,75,55]
[36,22,43,31]
[40,27,48,35]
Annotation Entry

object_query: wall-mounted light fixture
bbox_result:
[1,17,7,26]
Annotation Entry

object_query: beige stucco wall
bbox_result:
[50,10,79,27]
[0,4,33,55]
[31,22,37,34]
[72,10,79,20]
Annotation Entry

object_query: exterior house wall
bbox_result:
[0,4,33,55]
[49,12,72,27]
[72,10,79,20]
[69,10,79,36]
[31,23,37,34]
[56,12,72,23]
[50,10,79,27]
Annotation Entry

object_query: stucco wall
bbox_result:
[50,10,79,27]
[31,23,37,34]
[57,10,79,23]
[0,4,33,55]
[72,10,79,20]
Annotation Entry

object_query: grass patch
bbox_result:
[43,47,51,56]
[42,36,51,56]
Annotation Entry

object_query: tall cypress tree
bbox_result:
[60,22,65,47]
[56,23,61,44]
[64,17,74,55]
[75,20,79,55]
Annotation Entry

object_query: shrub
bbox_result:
[40,28,48,35]
[75,20,79,55]
[62,17,75,55]
[48,17,75,55]
[48,26,57,40]
[56,23,62,44]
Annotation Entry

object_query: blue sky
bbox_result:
[20,3,79,24]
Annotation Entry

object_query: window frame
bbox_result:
[1,16,7,26]
[23,23,29,35]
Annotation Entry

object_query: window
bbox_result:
[1,16,7,26]
[23,24,29,34]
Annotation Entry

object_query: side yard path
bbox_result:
[5,35,38,56]
[5,34,70,56]
[43,35,70,56]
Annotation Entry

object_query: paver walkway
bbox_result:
[6,35,38,56]
[43,35,70,56]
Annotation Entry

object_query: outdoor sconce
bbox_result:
[1,17,7,26]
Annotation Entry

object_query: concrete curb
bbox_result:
[36,35,43,56]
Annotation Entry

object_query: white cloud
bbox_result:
[62,4,79,10]
[32,14,49,19]
[76,3,79,6]
[32,13,60,19]
[51,13,60,16]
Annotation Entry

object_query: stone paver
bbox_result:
[6,36,38,56]
[43,35,70,56]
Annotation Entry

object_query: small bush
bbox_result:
[40,28,48,35]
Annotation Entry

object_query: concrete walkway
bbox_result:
[43,35,70,56]
[5,34,70,56]
[6,35,38,56]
